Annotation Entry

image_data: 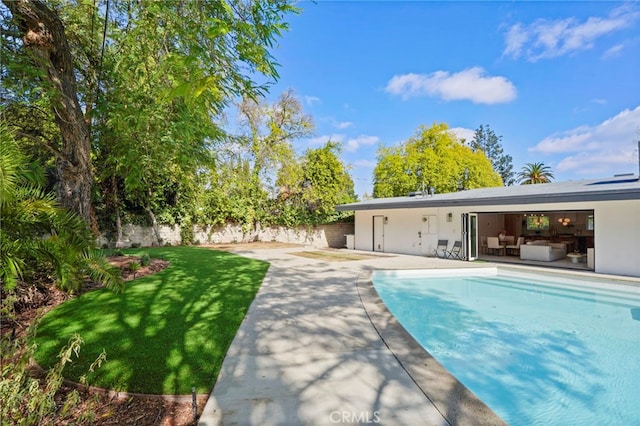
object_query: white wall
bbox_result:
[97,223,333,249]
[592,199,640,277]
[355,208,457,256]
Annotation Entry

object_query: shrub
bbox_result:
[128,261,141,272]
[140,253,151,266]
[0,123,123,294]
[0,320,105,424]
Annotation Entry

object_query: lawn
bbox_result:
[33,246,269,395]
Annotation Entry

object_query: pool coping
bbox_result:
[356,269,508,426]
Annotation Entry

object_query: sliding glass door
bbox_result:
[462,213,478,260]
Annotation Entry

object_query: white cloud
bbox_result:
[385,67,516,104]
[352,159,377,168]
[602,43,625,59]
[307,134,344,147]
[335,121,353,129]
[503,5,640,61]
[304,96,321,106]
[555,149,636,177]
[344,135,380,152]
[309,134,380,152]
[449,127,476,143]
[530,106,640,175]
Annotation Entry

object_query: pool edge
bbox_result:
[357,270,508,426]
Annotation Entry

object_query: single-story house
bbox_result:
[336,174,640,278]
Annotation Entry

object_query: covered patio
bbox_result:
[476,210,594,270]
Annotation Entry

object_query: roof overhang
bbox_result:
[336,177,640,211]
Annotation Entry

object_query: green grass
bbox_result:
[33,246,269,395]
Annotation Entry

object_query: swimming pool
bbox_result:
[372,268,640,426]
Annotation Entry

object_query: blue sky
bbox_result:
[262,1,640,197]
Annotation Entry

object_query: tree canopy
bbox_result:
[469,124,515,186]
[1,0,299,231]
[517,162,555,185]
[373,123,503,197]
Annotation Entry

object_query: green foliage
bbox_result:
[179,215,195,245]
[517,162,555,184]
[373,123,502,197]
[90,0,300,232]
[127,261,141,272]
[0,324,103,425]
[2,0,302,233]
[272,141,357,225]
[0,123,123,293]
[469,124,515,186]
[139,253,151,266]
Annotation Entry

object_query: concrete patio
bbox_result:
[198,247,506,426]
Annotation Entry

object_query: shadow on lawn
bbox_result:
[33,246,268,395]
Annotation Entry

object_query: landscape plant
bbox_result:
[0,327,104,425]
[0,123,123,294]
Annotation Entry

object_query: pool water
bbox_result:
[372,268,640,426]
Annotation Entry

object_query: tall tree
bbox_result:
[276,141,357,224]
[373,123,502,197]
[1,0,298,230]
[237,89,314,192]
[517,162,554,184]
[469,124,515,186]
[2,0,93,224]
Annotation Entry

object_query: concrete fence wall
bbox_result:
[98,222,354,249]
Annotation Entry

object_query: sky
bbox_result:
[260,1,640,198]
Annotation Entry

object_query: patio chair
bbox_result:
[506,236,524,256]
[487,237,505,256]
[445,240,463,260]
[434,239,448,258]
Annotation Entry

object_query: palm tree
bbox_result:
[517,162,554,185]
[0,123,123,293]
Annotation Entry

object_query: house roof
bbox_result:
[336,175,640,211]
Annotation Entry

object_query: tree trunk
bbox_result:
[3,0,94,225]
[144,206,162,246]
[112,177,124,248]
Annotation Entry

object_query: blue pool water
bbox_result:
[372,268,640,426]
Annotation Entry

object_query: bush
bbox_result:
[127,261,141,272]
[0,321,105,424]
[140,253,151,266]
[0,124,123,294]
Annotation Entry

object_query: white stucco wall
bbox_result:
[591,199,640,277]
[352,198,640,277]
[96,223,349,249]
